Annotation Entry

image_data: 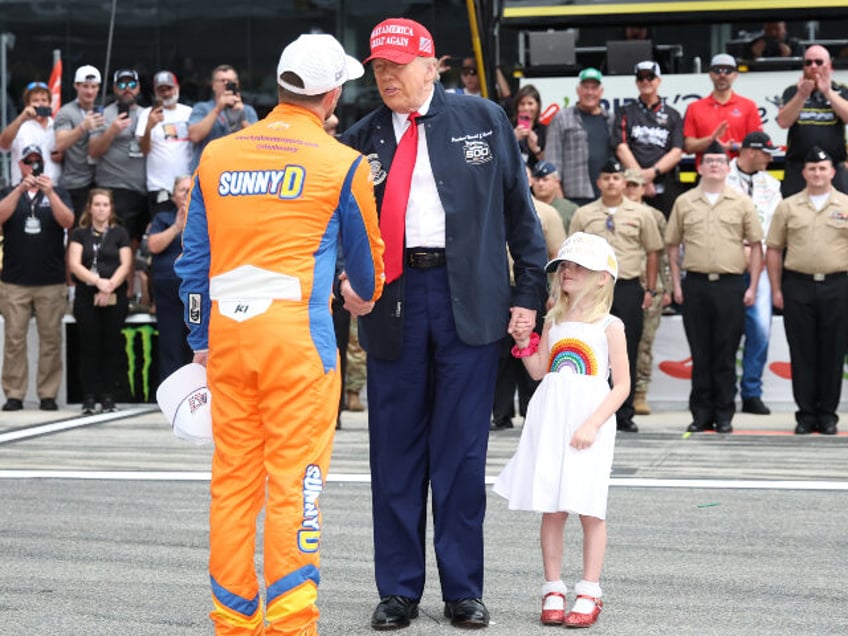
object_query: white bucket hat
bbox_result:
[156,363,213,445]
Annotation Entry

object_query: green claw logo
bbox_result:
[121,324,157,401]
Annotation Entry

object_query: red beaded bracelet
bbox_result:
[511,332,540,358]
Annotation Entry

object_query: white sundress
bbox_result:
[493,315,619,519]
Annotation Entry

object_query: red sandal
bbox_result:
[563,594,602,628]
[540,591,566,625]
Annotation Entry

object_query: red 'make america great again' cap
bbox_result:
[363,18,435,65]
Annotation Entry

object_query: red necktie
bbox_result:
[380,112,419,283]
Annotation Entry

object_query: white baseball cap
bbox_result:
[156,363,213,445]
[545,232,619,280]
[277,33,364,96]
[74,65,101,84]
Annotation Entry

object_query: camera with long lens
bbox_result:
[31,159,44,177]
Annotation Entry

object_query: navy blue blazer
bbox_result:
[341,83,547,361]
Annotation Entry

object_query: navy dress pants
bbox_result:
[367,266,500,602]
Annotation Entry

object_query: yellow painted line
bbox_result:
[504,0,848,18]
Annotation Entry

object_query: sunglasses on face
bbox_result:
[461,67,477,76]
[116,80,138,90]
[710,67,735,75]
[804,59,825,66]
[22,157,41,165]
[26,81,49,90]
[636,73,657,82]
[703,157,728,165]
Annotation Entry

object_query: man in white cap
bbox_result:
[614,60,683,217]
[53,64,105,218]
[683,54,763,166]
[175,33,384,635]
[136,70,193,214]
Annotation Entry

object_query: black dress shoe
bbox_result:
[714,421,733,434]
[489,417,513,431]
[742,397,771,415]
[794,422,814,435]
[444,598,489,628]
[371,595,418,630]
[686,421,712,433]
[101,395,116,412]
[39,398,58,411]
[82,396,97,415]
[2,398,23,411]
[616,420,639,433]
[819,421,838,435]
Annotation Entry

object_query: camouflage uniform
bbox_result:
[636,206,672,394]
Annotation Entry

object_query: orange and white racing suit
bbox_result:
[175,103,384,635]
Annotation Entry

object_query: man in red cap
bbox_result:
[341,17,546,631]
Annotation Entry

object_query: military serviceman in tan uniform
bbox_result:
[666,141,763,434]
[570,158,664,432]
[766,146,848,435]
[622,168,672,415]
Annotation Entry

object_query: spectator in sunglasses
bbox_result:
[87,68,149,310]
[440,55,512,103]
[0,81,63,185]
[776,45,848,197]
[613,60,684,218]
[683,54,763,167]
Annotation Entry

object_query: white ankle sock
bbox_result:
[541,580,567,610]
[571,579,602,614]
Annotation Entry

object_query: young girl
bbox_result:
[493,232,629,628]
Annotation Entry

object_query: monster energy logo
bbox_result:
[121,324,158,402]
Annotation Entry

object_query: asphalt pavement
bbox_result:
[1,403,847,635]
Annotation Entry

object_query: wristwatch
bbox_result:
[646,289,659,297]
[653,165,661,178]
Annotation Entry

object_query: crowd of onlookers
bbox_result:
[0,63,249,412]
[1,33,846,434]
[452,40,848,435]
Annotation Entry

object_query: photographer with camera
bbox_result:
[187,64,258,171]
[136,70,193,215]
[54,65,104,220]
[88,69,148,246]
[0,144,74,412]
[0,81,63,186]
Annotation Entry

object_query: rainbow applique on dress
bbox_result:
[548,338,598,375]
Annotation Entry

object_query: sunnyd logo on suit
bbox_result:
[298,464,324,553]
